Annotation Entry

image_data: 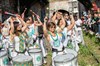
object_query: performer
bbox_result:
[43,11,75,66]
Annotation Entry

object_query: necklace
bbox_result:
[49,32,58,41]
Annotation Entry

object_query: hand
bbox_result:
[9,17,14,23]
[44,17,48,22]
[25,8,27,10]
[30,10,35,15]
[16,14,21,19]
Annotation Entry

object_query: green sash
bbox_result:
[19,34,25,52]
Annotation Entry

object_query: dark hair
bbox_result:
[58,10,69,16]
[13,21,20,36]
[53,12,56,16]
[27,15,34,23]
[47,22,56,30]
[24,17,30,22]
[57,19,68,27]
[57,19,61,26]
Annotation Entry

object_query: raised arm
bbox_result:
[51,12,57,23]
[36,15,43,26]
[60,15,66,29]
[67,15,75,31]
[9,17,14,34]
[30,10,35,21]
[21,8,27,20]
[17,15,27,32]
[43,18,48,38]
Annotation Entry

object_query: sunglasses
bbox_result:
[50,26,56,28]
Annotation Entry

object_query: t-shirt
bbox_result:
[75,19,82,26]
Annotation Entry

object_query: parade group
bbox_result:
[0,8,99,66]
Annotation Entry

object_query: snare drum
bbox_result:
[29,48,43,66]
[12,54,33,66]
[54,49,78,66]
[0,50,9,66]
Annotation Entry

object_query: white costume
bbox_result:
[75,19,85,45]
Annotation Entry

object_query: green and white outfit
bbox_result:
[27,24,37,46]
[14,34,26,54]
[49,31,64,66]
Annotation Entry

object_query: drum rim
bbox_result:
[28,48,42,53]
[12,55,33,63]
[54,53,78,63]
[12,60,33,63]
[0,50,7,58]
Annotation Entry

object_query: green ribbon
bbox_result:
[19,34,25,52]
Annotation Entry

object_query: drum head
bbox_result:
[29,48,41,53]
[66,49,78,57]
[54,54,74,63]
[12,55,32,63]
[0,50,7,58]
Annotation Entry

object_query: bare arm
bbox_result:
[43,18,48,38]
[9,17,14,34]
[36,16,43,26]
[30,10,36,21]
[60,16,66,29]
[51,12,57,23]
[21,8,27,20]
[17,15,27,32]
[67,15,75,31]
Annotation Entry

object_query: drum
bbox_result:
[66,49,78,66]
[12,54,33,66]
[29,48,43,66]
[8,45,17,58]
[54,49,78,66]
[0,50,9,66]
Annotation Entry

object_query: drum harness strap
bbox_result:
[52,46,65,54]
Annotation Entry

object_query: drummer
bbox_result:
[43,11,75,66]
[25,10,43,48]
[10,15,27,55]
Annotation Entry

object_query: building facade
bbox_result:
[48,0,79,17]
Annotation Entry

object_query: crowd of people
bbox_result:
[0,8,86,66]
[82,12,100,37]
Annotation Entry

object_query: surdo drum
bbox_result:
[54,49,78,66]
[29,48,43,66]
[12,54,33,66]
[0,50,9,66]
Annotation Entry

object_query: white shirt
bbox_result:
[75,19,82,26]
[14,36,26,52]
[66,20,71,35]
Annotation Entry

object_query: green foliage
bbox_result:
[79,45,91,57]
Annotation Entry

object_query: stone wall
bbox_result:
[49,0,69,17]
[49,0,79,17]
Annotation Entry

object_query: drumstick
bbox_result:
[4,11,16,17]
[23,8,27,13]
[30,10,40,18]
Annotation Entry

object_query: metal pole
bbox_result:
[17,0,20,14]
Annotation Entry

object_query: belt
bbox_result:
[52,46,65,53]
